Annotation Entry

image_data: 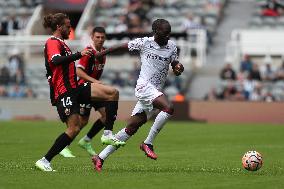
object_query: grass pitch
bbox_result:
[0,120,283,189]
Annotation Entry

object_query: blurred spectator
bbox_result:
[0,15,20,35]
[261,0,284,17]
[0,86,8,97]
[219,82,237,100]
[0,66,10,86]
[204,87,219,100]
[240,54,253,73]
[127,0,150,33]
[114,15,128,33]
[236,68,247,83]
[182,13,213,45]
[6,49,25,85]
[127,13,145,33]
[182,13,203,31]
[250,83,263,101]
[262,63,275,81]
[18,13,31,33]
[263,92,276,102]
[243,74,259,100]
[25,87,36,98]
[8,85,25,98]
[220,63,236,80]
[250,64,262,81]
[112,71,125,87]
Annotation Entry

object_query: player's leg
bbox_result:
[35,114,81,171]
[85,106,106,140]
[78,105,105,156]
[89,83,125,146]
[90,82,119,101]
[35,94,82,171]
[92,105,147,172]
[141,94,174,160]
[77,114,97,156]
[60,102,92,157]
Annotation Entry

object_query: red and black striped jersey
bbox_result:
[77,45,106,85]
[44,36,78,104]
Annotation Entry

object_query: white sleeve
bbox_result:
[128,37,147,51]
[170,45,178,63]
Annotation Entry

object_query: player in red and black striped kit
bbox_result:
[75,27,112,156]
[35,13,125,172]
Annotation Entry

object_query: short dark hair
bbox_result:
[92,26,106,34]
[43,13,69,32]
[152,19,171,34]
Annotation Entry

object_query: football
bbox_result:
[242,151,263,171]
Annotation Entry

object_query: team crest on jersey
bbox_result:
[80,108,85,115]
[65,108,70,116]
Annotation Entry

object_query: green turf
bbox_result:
[0,121,283,189]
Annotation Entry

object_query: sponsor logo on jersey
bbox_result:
[146,53,169,62]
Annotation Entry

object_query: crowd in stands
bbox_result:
[250,0,284,28]
[93,0,227,39]
[0,0,42,35]
[205,55,284,102]
[0,49,35,98]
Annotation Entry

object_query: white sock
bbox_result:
[99,128,131,160]
[83,135,91,142]
[144,111,171,145]
[103,130,113,136]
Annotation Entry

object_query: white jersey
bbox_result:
[128,37,178,90]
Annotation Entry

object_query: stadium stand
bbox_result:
[203,0,284,102]
[1,0,228,100]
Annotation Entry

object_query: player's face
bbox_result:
[59,19,71,40]
[154,28,170,46]
[92,32,106,49]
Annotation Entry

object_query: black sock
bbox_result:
[44,133,72,162]
[86,119,105,139]
[104,101,118,130]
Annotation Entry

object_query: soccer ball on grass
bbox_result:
[242,151,263,171]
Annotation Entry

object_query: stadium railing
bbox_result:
[226,29,284,67]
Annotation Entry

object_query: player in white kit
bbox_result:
[91,19,184,171]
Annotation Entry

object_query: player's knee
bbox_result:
[162,105,174,115]
[125,126,139,136]
[111,88,119,101]
[125,118,146,136]
[100,115,107,124]
[67,125,81,138]
[80,119,88,128]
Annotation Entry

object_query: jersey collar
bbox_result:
[51,36,65,43]
[90,43,103,52]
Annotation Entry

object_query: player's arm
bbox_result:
[93,43,128,58]
[171,60,184,76]
[170,46,184,76]
[76,67,101,84]
[52,49,92,65]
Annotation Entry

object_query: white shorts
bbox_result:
[131,83,163,117]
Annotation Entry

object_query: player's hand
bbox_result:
[81,48,93,57]
[173,63,184,76]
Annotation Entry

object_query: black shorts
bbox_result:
[56,83,91,122]
[79,101,108,117]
